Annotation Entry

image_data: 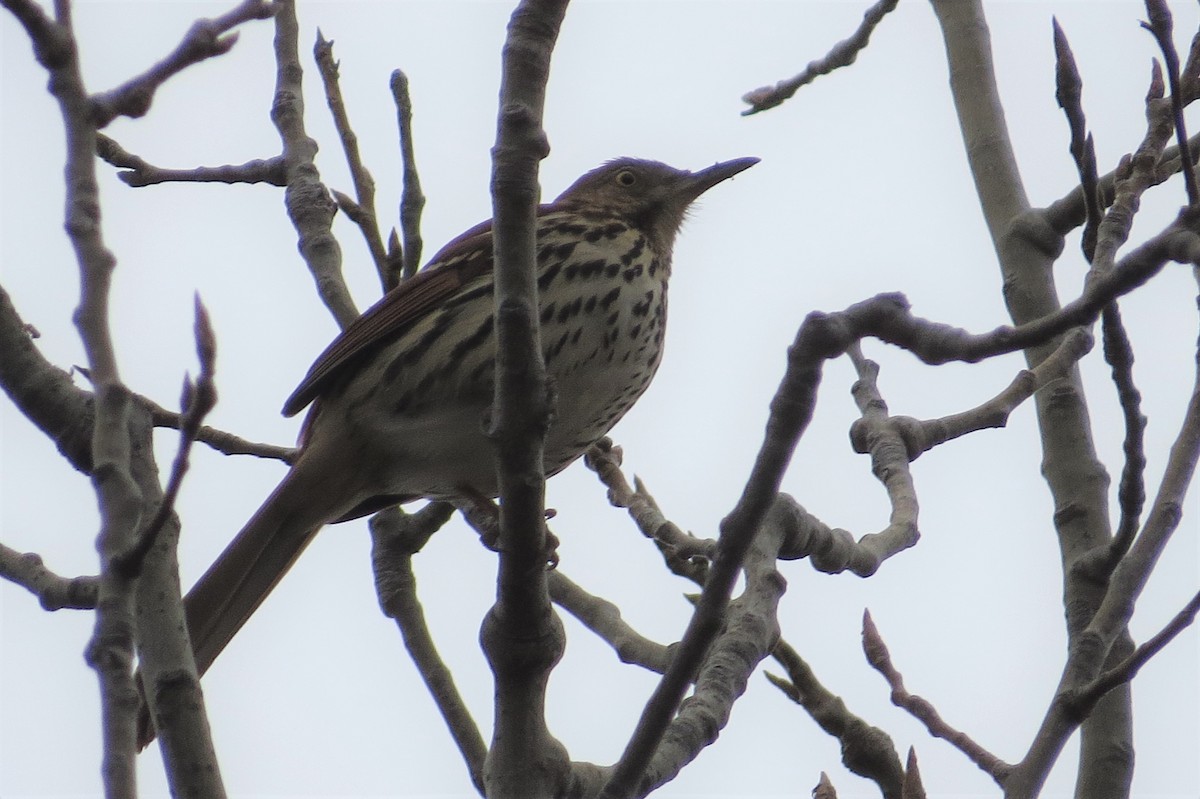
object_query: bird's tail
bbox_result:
[184,453,346,677]
[139,442,359,747]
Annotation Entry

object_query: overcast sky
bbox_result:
[2,1,1198,797]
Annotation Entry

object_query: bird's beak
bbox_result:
[680,157,760,199]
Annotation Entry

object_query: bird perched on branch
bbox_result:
[140,156,757,745]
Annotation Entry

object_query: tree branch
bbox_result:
[391,69,426,282]
[481,1,570,796]
[98,134,287,186]
[273,0,358,329]
[769,639,905,798]
[370,504,487,794]
[863,611,1012,784]
[741,0,899,115]
[89,0,277,127]
[115,299,218,578]
[0,542,98,610]
[314,31,390,291]
[585,439,714,584]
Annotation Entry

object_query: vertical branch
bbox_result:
[1143,0,1199,206]
[1054,20,1149,571]
[482,1,570,797]
[56,13,142,799]
[3,0,143,791]
[273,0,358,328]
[314,31,389,291]
[929,2,1131,795]
[391,69,425,281]
[1052,19,1101,261]
[370,505,487,793]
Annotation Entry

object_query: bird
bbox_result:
[144,156,757,742]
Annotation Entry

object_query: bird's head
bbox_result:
[553,156,758,251]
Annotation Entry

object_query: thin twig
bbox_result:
[548,572,674,673]
[862,611,1012,784]
[89,0,277,126]
[1053,18,1102,260]
[369,504,487,794]
[142,395,296,462]
[97,134,286,186]
[0,542,98,610]
[114,298,218,578]
[314,31,389,290]
[741,0,900,115]
[769,639,905,798]
[1143,0,1199,205]
[584,439,714,583]
[1100,303,1148,565]
[392,69,426,282]
[850,329,1093,462]
[1066,588,1200,717]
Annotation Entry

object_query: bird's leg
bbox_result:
[454,489,560,568]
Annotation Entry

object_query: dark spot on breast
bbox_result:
[449,315,494,363]
[621,237,646,266]
[599,287,621,310]
[538,260,562,290]
[557,297,582,324]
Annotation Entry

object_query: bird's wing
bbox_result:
[281,220,496,417]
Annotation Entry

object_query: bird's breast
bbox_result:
[322,216,670,498]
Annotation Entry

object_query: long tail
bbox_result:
[139,443,360,747]
[184,452,348,678]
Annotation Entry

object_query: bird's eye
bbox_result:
[615,169,637,187]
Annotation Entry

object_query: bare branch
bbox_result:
[314,31,389,291]
[741,0,899,115]
[862,611,1012,784]
[1011,348,1200,792]
[97,134,286,186]
[631,504,786,794]
[115,298,219,578]
[1067,588,1200,717]
[18,0,147,786]
[585,439,714,584]
[1053,19,1102,260]
[850,329,1093,460]
[273,1,358,329]
[483,1,570,795]
[369,504,487,794]
[549,572,674,673]
[0,542,98,610]
[90,0,277,126]
[769,640,904,798]
[1,0,74,74]
[142,395,296,462]
[903,748,927,799]
[1142,0,1199,205]
[391,69,426,282]
[0,283,95,472]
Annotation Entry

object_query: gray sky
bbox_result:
[2,1,1198,797]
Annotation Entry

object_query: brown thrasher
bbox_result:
[144,156,756,740]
